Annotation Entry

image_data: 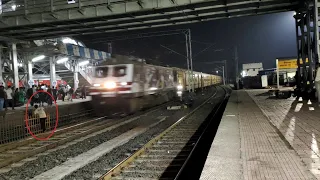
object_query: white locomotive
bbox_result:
[89,55,222,116]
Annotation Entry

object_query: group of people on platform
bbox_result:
[0,84,87,111]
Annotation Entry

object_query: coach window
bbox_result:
[114,66,127,77]
[95,67,109,78]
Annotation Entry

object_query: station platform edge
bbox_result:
[200,90,319,180]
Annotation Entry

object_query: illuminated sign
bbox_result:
[277,58,309,69]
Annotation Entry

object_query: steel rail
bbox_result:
[99,86,222,180]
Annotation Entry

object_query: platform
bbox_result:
[200,90,317,180]
[4,96,91,112]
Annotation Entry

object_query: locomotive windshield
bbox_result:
[113,66,127,77]
[94,67,109,78]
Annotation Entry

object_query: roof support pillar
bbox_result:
[50,57,56,88]
[28,61,33,87]
[0,46,4,85]
[11,43,19,88]
[74,64,79,91]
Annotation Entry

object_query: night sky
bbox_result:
[80,11,297,78]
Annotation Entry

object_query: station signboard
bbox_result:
[277,58,309,69]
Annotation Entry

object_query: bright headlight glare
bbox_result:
[93,84,101,87]
[120,82,127,86]
[177,85,183,90]
[104,82,116,89]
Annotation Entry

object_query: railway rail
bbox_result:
[0,86,224,180]
[0,102,172,170]
[100,86,230,180]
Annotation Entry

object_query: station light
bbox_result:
[62,37,78,45]
[56,57,68,64]
[12,5,17,11]
[79,60,89,66]
[32,55,45,62]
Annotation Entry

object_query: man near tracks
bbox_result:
[34,104,47,133]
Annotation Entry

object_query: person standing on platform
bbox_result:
[47,86,53,106]
[14,88,20,106]
[5,86,14,110]
[34,105,47,133]
[26,86,34,106]
[59,86,66,101]
[68,87,74,102]
[0,85,6,111]
[81,85,86,99]
[52,86,57,101]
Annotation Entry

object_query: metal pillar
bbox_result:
[74,63,79,90]
[28,61,33,83]
[0,46,4,85]
[234,46,239,89]
[49,57,56,88]
[185,31,191,92]
[222,66,225,85]
[294,1,317,99]
[11,43,19,88]
[188,29,194,92]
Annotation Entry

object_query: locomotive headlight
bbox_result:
[93,84,101,87]
[177,85,183,90]
[104,82,116,89]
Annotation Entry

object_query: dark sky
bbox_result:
[80,11,297,77]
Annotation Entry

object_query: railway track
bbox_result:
[100,86,229,180]
[0,102,172,170]
[0,86,221,180]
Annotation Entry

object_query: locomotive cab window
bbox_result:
[113,66,127,77]
[95,67,109,78]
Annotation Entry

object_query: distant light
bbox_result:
[32,55,45,62]
[56,57,68,64]
[241,70,247,77]
[18,63,23,67]
[216,71,219,74]
[62,37,78,45]
[68,0,76,4]
[150,87,158,91]
[12,4,17,11]
[79,60,89,66]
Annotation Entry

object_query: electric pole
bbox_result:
[235,46,239,89]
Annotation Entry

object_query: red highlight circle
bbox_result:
[25,90,59,141]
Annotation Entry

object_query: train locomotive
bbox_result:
[88,55,222,116]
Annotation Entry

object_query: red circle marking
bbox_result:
[25,90,59,141]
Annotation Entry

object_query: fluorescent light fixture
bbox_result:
[12,5,17,10]
[120,82,127,86]
[93,84,101,87]
[150,87,158,91]
[56,57,68,64]
[62,37,78,45]
[79,60,89,66]
[32,55,45,62]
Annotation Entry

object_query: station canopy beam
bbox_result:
[0,0,299,40]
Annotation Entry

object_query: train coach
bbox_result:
[88,55,222,116]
